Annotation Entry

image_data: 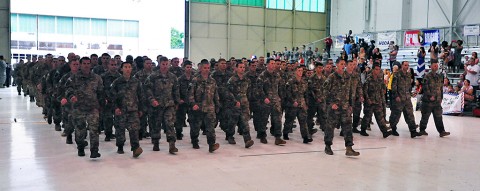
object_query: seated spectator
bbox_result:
[447,84,455,93]
[457,74,465,88]
[443,77,450,93]
[454,85,461,93]
[413,79,423,111]
[460,79,475,101]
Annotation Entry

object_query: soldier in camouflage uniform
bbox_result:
[210,58,233,132]
[224,62,255,148]
[350,59,364,134]
[307,62,326,133]
[188,59,220,152]
[360,63,392,138]
[43,58,62,130]
[418,60,450,137]
[169,57,184,78]
[14,60,25,95]
[101,59,122,141]
[246,60,261,133]
[65,57,105,158]
[323,60,360,156]
[283,66,313,143]
[389,61,422,138]
[110,62,145,157]
[256,59,287,145]
[175,60,193,140]
[134,58,155,139]
[256,56,266,73]
[33,55,52,116]
[144,56,179,154]
[59,60,79,144]
[24,55,37,101]
[93,53,110,75]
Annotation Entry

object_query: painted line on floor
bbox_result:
[239,147,387,157]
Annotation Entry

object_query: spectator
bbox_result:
[413,79,423,111]
[389,45,398,71]
[453,40,463,73]
[0,55,6,88]
[429,41,440,61]
[460,79,475,101]
[443,77,450,93]
[417,47,426,78]
[371,48,383,63]
[464,52,480,92]
[358,47,366,60]
[447,84,455,93]
[344,40,352,59]
[324,35,333,58]
[457,74,465,88]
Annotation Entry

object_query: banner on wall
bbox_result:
[354,33,372,44]
[441,93,464,115]
[404,30,440,47]
[464,25,480,36]
[334,35,346,49]
[377,32,396,49]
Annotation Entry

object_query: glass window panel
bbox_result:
[295,0,325,12]
[231,0,264,7]
[190,0,225,4]
[91,18,107,36]
[124,21,139,37]
[74,17,90,35]
[108,19,123,37]
[39,15,55,34]
[11,14,17,32]
[57,16,73,35]
[18,14,37,33]
[267,0,293,10]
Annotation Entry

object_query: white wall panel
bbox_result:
[190,38,227,63]
[248,7,264,26]
[310,13,325,30]
[208,5,228,23]
[276,11,293,28]
[191,3,211,23]
[231,6,248,25]
[374,0,402,31]
[455,0,480,25]
[231,25,248,40]
[410,0,428,29]
[427,0,452,28]
[247,26,264,40]
[295,12,310,29]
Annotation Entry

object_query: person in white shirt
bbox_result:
[464,53,480,92]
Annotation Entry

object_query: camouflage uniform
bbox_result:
[389,70,418,133]
[144,71,180,145]
[169,66,184,78]
[246,70,261,132]
[32,63,50,109]
[65,72,105,155]
[350,69,364,129]
[307,73,327,131]
[224,74,253,143]
[24,61,37,99]
[188,74,220,146]
[257,70,283,138]
[361,75,390,133]
[101,71,122,138]
[110,76,145,151]
[14,62,25,95]
[175,72,192,138]
[93,65,107,76]
[57,72,74,138]
[419,71,447,133]
[283,76,311,140]
[134,69,154,138]
[210,69,233,131]
[323,71,354,147]
[43,68,62,128]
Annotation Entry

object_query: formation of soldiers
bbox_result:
[13,52,451,159]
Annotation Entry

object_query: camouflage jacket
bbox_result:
[57,72,74,102]
[53,64,71,89]
[391,70,412,102]
[92,65,106,76]
[422,71,443,104]
[32,63,50,85]
[349,70,364,101]
[210,69,233,103]
[101,71,122,106]
[134,69,154,84]
[257,70,281,103]
[308,73,326,104]
[43,69,57,95]
[286,77,308,109]
[178,73,193,104]
[65,72,105,112]
[24,61,36,82]
[14,62,25,80]
[110,76,145,112]
[169,66,184,78]
[226,74,250,109]
[245,70,259,101]
[363,75,386,105]
[144,71,180,108]
[323,71,352,109]
[189,74,220,113]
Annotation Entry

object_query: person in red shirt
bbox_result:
[324,35,333,58]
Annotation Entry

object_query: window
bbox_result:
[38,15,55,34]
[18,14,37,33]
[74,17,90,35]
[231,0,264,7]
[124,21,139,37]
[57,16,73,35]
[108,20,123,37]
[11,14,18,33]
[91,18,107,36]
[267,0,293,10]
[295,0,325,12]
[190,0,225,4]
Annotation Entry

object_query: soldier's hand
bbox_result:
[37,84,41,90]
[61,98,68,106]
[115,108,122,116]
[317,98,322,103]
[179,99,185,104]
[430,96,435,101]
[360,97,364,103]
[235,101,241,108]
[264,98,270,104]
[152,100,159,107]
[193,104,199,111]
[70,96,77,103]
[293,101,298,107]
[395,97,400,102]
[138,111,143,117]
[332,104,338,110]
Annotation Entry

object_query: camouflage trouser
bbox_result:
[352,100,362,128]
[151,106,176,143]
[102,106,115,136]
[224,107,252,142]
[48,97,62,125]
[72,109,100,150]
[115,111,141,150]
[62,107,74,135]
[27,81,35,97]
[419,102,445,133]
[217,105,227,131]
[389,99,417,132]
[307,102,326,131]
[324,104,353,147]
[257,101,282,138]
[284,107,310,139]
[189,110,216,145]
[16,79,23,94]
[249,101,261,131]
[175,103,189,135]
[361,103,390,132]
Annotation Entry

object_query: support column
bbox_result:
[0,0,11,63]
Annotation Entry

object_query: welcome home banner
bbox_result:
[404,30,440,47]
[441,93,464,114]
[334,35,346,49]
[377,32,396,49]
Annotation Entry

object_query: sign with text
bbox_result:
[441,92,464,114]
[464,25,480,36]
[404,30,440,47]
[334,35,346,49]
[377,32,396,49]
[422,30,440,46]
